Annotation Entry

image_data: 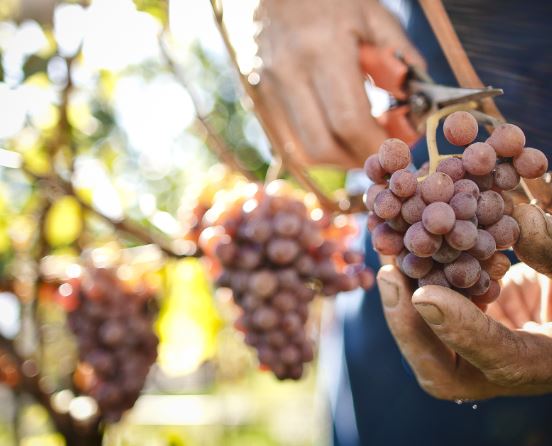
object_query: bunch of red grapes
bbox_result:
[200,183,374,380]
[67,267,158,422]
[365,112,548,307]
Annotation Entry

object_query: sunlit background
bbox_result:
[0,0,337,444]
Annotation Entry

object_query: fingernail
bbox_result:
[378,277,400,308]
[414,302,445,325]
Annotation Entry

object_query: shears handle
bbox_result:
[359,44,421,146]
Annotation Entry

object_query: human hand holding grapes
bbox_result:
[377,262,552,400]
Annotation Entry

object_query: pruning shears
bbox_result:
[359,44,503,145]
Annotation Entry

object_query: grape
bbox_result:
[502,192,514,216]
[238,246,262,270]
[467,229,496,260]
[465,173,493,192]
[272,291,297,312]
[372,223,404,255]
[479,252,511,280]
[244,218,273,243]
[401,194,426,224]
[402,254,434,279]
[432,242,461,263]
[364,154,387,184]
[513,148,549,179]
[378,138,411,173]
[249,270,278,298]
[389,169,417,197]
[471,280,501,304]
[404,222,442,257]
[420,172,454,203]
[486,215,520,249]
[462,142,497,176]
[443,111,478,146]
[266,238,300,265]
[453,179,480,199]
[387,214,410,233]
[364,184,386,211]
[466,270,491,296]
[436,157,465,181]
[367,212,384,232]
[422,202,455,234]
[476,191,504,226]
[493,163,520,191]
[281,313,303,334]
[252,307,279,330]
[444,253,481,288]
[444,220,478,251]
[274,212,303,237]
[449,192,477,220]
[396,249,409,272]
[68,267,158,423]
[417,162,430,178]
[373,189,402,219]
[214,239,237,265]
[486,123,525,157]
[418,267,449,287]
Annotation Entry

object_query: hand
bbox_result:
[377,262,552,401]
[254,0,424,168]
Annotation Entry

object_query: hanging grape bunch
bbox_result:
[365,112,548,308]
[66,266,159,423]
[200,181,374,380]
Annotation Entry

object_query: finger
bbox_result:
[312,39,388,165]
[486,300,516,330]
[275,77,358,168]
[377,266,455,382]
[412,285,529,382]
[538,274,552,323]
[496,281,533,328]
[513,204,552,279]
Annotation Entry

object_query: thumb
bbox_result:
[513,203,552,279]
[412,285,524,376]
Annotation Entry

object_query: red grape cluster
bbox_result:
[200,182,373,380]
[67,267,158,423]
[365,113,548,308]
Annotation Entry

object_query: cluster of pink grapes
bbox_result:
[365,112,548,307]
[67,267,158,422]
[202,184,374,380]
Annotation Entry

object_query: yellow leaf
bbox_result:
[45,196,82,247]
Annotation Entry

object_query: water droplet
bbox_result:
[455,399,463,405]
[472,404,478,410]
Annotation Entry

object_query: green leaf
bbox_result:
[306,167,347,195]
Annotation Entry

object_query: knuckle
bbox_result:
[330,114,364,142]
[485,364,527,387]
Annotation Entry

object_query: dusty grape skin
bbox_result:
[444,253,481,288]
[443,111,478,146]
[432,242,461,263]
[274,212,303,237]
[401,194,426,224]
[476,191,504,226]
[453,179,480,199]
[372,223,404,256]
[389,169,417,197]
[486,215,520,249]
[249,270,278,298]
[449,192,477,220]
[466,270,491,296]
[513,147,549,179]
[363,184,387,211]
[465,173,493,192]
[486,123,525,157]
[396,249,409,272]
[467,229,496,260]
[418,267,449,287]
[444,220,478,251]
[404,222,443,257]
[387,214,410,233]
[480,252,511,280]
[493,163,520,191]
[436,157,465,181]
[420,172,455,204]
[472,280,501,304]
[378,138,411,173]
[366,212,384,232]
[422,202,456,235]
[252,307,279,330]
[266,238,300,265]
[402,253,434,279]
[463,142,497,176]
[364,154,388,183]
[373,189,402,219]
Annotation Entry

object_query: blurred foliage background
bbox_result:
[0,0,334,444]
